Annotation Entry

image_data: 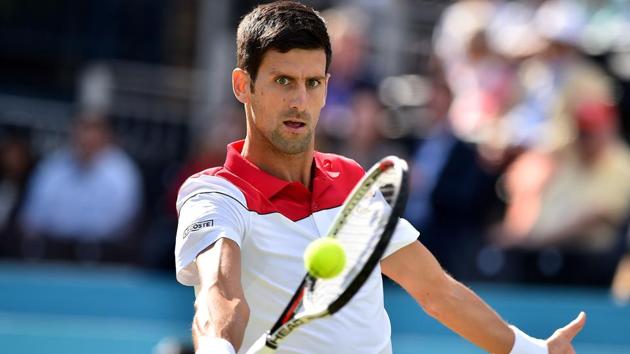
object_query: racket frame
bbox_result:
[259,156,409,350]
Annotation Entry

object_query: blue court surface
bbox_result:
[0,261,628,354]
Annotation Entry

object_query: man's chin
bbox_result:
[276,143,310,155]
[271,137,311,155]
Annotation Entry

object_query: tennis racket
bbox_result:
[246,155,409,353]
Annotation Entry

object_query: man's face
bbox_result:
[246,48,329,154]
[72,119,110,163]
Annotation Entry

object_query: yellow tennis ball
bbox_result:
[303,238,346,279]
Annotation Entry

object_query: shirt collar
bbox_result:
[223,140,335,199]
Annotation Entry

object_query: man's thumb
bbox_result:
[558,311,587,340]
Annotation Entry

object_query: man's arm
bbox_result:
[194,238,250,354]
[381,240,585,354]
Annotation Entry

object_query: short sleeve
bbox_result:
[382,218,419,259]
[174,175,250,286]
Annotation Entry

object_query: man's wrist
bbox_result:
[509,325,548,354]
[196,337,236,354]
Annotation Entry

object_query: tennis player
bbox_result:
[174,2,585,353]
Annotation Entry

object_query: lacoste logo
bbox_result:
[183,220,214,239]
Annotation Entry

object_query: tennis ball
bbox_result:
[303,237,346,279]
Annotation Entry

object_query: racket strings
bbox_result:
[304,168,401,311]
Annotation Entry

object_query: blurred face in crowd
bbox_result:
[574,101,617,163]
[72,116,111,163]
[577,127,611,162]
[329,27,365,82]
[234,48,329,155]
[1,138,31,180]
[428,78,453,123]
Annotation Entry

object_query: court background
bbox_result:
[0,262,628,354]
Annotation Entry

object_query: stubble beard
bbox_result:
[270,127,313,154]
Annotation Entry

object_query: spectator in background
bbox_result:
[18,111,142,263]
[317,5,372,153]
[500,0,613,152]
[405,58,500,280]
[494,99,630,285]
[431,0,527,171]
[317,6,406,167]
[335,87,408,169]
[0,130,35,257]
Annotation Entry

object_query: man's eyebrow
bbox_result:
[269,69,292,77]
[269,70,325,80]
[307,75,326,81]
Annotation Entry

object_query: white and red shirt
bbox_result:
[175,140,419,353]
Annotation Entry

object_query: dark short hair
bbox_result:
[236,1,332,82]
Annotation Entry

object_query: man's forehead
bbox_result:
[259,48,327,76]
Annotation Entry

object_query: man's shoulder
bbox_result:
[179,164,268,205]
[189,166,224,179]
[180,165,241,194]
[40,147,72,165]
[176,166,249,212]
[98,146,141,179]
[32,148,74,179]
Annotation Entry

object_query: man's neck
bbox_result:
[241,138,315,189]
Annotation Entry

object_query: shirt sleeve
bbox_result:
[174,176,249,286]
[382,217,420,259]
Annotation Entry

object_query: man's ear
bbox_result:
[322,73,331,107]
[232,68,251,104]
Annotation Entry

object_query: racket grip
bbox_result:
[245,333,276,354]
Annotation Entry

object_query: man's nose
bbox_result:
[289,84,308,111]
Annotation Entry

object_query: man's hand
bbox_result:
[546,312,586,354]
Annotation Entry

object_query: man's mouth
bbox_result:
[283,121,306,129]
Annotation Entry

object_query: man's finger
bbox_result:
[558,311,587,340]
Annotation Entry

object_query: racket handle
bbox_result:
[245,333,276,354]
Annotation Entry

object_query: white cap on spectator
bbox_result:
[432,0,496,65]
[78,63,113,115]
[534,0,587,46]
[486,1,547,59]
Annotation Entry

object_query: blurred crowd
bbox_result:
[415,0,630,292]
[1,0,630,297]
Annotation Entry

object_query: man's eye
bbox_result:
[276,77,290,85]
[307,79,320,88]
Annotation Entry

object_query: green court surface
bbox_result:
[0,262,628,354]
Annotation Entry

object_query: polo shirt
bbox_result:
[175,140,419,354]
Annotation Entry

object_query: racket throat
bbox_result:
[263,333,279,350]
[281,288,305,324]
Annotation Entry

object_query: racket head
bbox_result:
[262,156,409,348]
[305,155,409,314]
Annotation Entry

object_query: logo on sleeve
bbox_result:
[183,220,214,239]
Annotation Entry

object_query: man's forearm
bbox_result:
[421,275,514,354]
[383,242,516,353]
[384,241,583,354]
[193,286,250,352]
[194,238,249,353]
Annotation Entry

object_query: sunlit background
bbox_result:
[1,0,629,353]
